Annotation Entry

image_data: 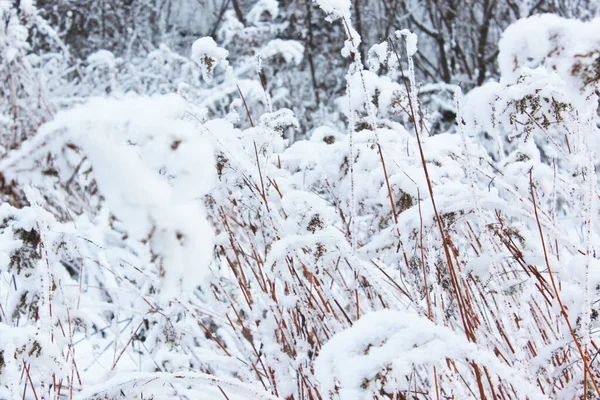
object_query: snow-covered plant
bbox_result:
[0,91,221,397]
[191,36,229,83]
[0,0,62,150]
[1,1,599,400]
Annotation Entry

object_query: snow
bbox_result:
[313,0,351,21]
[75,371,283,400]
[260,39,305,65]
[37,94,215,298]
[366,42,391,71]
[316,310,551,400]
[396,29,418,57]
[191,37,229,82]
[86,49,117,69]
[497,14,600,107]
[2,2,600,400]
[18,0,36,15]
[3,46,18,62]
[247,0,279,24]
